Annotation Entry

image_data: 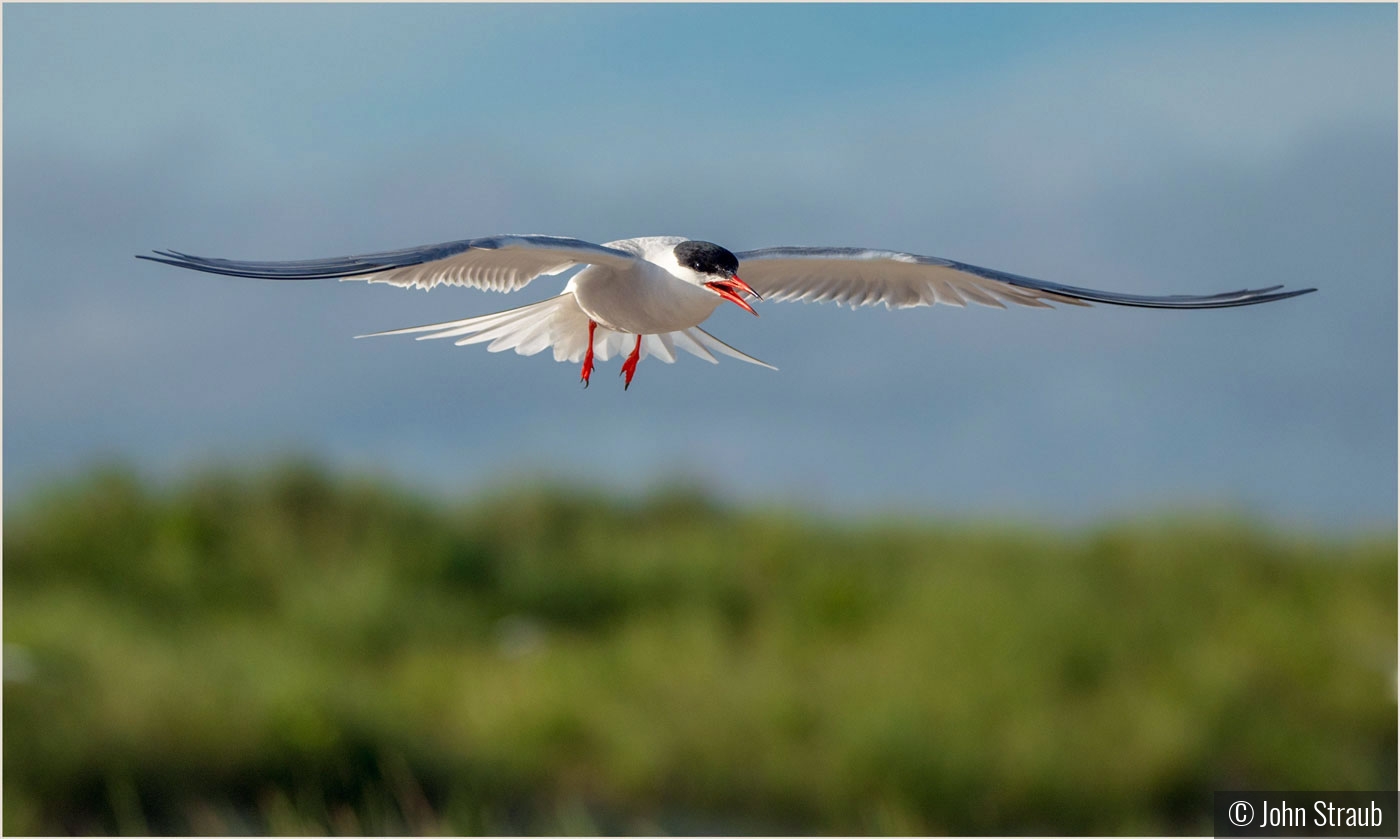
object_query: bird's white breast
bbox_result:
[568,238,724,334]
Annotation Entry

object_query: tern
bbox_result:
[139,234,1314,389]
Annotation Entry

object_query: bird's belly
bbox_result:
[572,267,721,334]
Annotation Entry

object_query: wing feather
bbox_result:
[138,235,636,294]
[736,246,1315,310]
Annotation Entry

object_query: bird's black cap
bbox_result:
[674,240,739,277]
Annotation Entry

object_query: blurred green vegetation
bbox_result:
[4,463,1395,835]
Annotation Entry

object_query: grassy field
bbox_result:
[4,463,1395,835]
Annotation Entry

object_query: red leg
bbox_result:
[620,335,643,390]
[580,320,597,387]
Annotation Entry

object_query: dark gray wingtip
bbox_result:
[131,247,436,280]
[135,253,188,268]
[1263,287,1318,302]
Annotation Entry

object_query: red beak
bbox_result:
[705,274,762,316]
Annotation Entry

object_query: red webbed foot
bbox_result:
[580,320,597,387]
[620,335,642,390]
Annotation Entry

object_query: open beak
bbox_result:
[705,274,762,316]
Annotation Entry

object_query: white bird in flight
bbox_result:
[139,234,1314,389]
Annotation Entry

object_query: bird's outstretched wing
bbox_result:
[137,235,637,293]
[735,247,1316,310]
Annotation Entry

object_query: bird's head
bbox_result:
[673,240,761,316]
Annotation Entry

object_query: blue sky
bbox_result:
[5,4,1395,530]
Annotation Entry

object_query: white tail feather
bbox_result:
[358,293,776,371]
[687,327,777,370]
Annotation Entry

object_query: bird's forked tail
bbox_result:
[358,292,776,370]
